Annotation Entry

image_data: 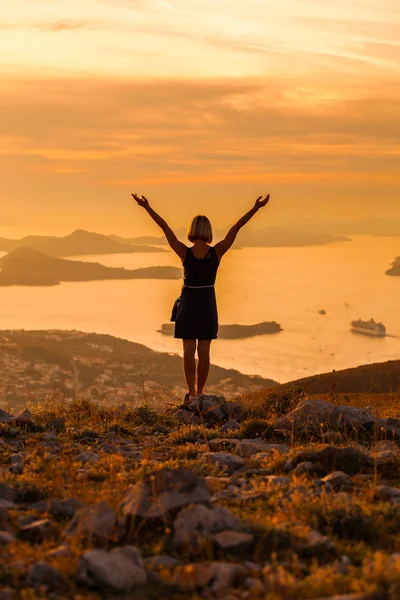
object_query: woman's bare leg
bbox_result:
[197,339,212,395]
[183,339,197,397]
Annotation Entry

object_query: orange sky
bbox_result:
[0,0,399,236]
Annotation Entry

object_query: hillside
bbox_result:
[278,360,400,394]
[1,381,400,598]
[0,248,181,286]
[0,330,275,409]
[386,257,400,276]
[0,229,166,257]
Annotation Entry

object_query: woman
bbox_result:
[132,193,270,400]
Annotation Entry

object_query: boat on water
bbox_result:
[350,318,386,337]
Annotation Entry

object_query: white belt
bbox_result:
[183,284,215,289]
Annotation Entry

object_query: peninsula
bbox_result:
[0,229,166,257]
[0,248,181,286]
[386,257,400,276]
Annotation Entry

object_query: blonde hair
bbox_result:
[187,215,213,243]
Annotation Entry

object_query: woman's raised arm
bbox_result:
[132,194,187,261]
[215,195,270,260]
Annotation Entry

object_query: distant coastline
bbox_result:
[0,248,181,286]
[0,227,350,258]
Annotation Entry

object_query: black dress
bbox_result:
[174,246,220,340]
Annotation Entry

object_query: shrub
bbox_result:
[264,388,305,417]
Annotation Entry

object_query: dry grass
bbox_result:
[1,392,400,598]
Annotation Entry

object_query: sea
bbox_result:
[0,235,399,384]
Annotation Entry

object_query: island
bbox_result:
[386,257,400,276]
[158,321,283,339]
[0,330,276,409]
[0,247,182,286]
[0,229,166,257]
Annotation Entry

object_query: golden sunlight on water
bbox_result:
[0,236,399,383]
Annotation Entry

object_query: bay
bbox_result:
[0,235,398,384]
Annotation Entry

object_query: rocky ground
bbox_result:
[1,389,400,599]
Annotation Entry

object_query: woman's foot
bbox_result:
[181,392,197,408]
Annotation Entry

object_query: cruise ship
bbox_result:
[350,318,386,337]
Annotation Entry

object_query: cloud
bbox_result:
[36,19,93,32]
[1,75,399,183]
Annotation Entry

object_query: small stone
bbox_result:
[9,454,24,475]
[27,562,70,592]
[0,587,16,600]
[172,563,213,591]
[262,476,290,489]
[20,519,54,542]
[220,420,241,433]
[213,531,254,550]
[375,485,400,500]
[78,546,146,592]
[206,452,246,474]
[0,484,16,503]
[298,530,336,559]
[173,504,241,547]
[211,562,247,592]
[64,501,116,546]
[321,472,353,491]
[208,439,240,452]
[294,461,315,476]
[144,555,182,569]
[245,577,266,593]
[120,468,211,522]
[45,418,66,432]
[0,530,16,545]
[51,498,83,519]
[45,545,72,559]
[77,450,100,464]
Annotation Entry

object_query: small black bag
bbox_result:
[170,297,181,322]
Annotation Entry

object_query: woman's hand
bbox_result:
[131,193,150,208]
[254,194,270,209]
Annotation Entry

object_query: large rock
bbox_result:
[275,400,375,435]
[173,504,240,548]
[0,408,36,428]
[174,409,201,425]
[186,395,233,423]
[120,468,211,523]
[285,446,371,475]
[78,546,146,592]
[64,501,116,546]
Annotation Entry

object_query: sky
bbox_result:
[0,0,399,236]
